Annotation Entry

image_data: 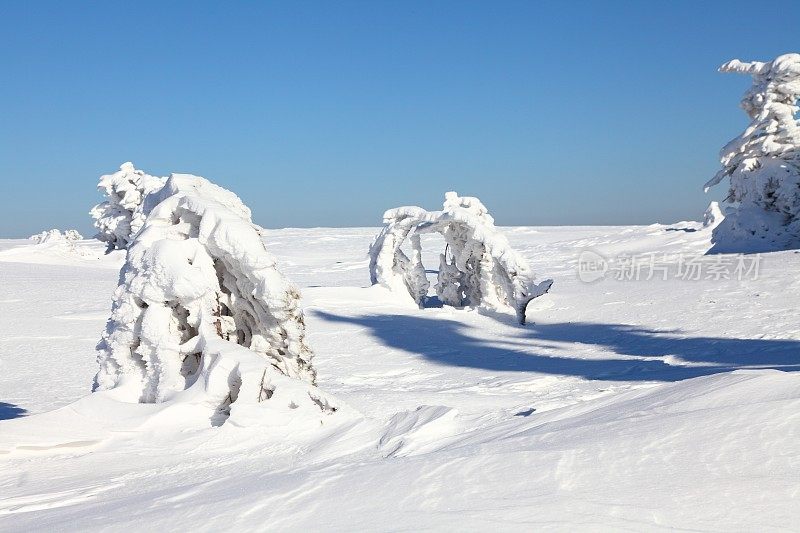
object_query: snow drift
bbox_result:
[369,192,553,324]
[90,162,167,250]
[94,172,334,423]
[705,53,800,252]
[2,223,800,530]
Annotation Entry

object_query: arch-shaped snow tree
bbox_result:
[90,162,167,250]
[94,172,334,424]
[369,192,553,324]
[705,53,800,252]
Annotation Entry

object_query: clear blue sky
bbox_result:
[1,1,797,237]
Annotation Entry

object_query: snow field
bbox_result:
[0,220,798,530]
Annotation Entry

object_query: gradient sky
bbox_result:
[1,1,798,237]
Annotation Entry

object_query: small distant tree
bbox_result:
[705,53,800,251]
[30,229,83,244]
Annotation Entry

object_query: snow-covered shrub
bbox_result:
[94,173,332,422]
[705,54,800,252]
[90,162,167,250]
[369,192,553,324]
[27,229,93,258]
[29,229,83,244]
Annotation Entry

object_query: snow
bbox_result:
[1,222,799,530]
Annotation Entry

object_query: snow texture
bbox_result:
[705,53,800,252]
[369,191,553,323]
[93,173,326,420]
[90,162,167,250]
[1,223,799,530]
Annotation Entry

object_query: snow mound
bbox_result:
[705,53,800,252]
[29,229,83,244]
[90,162,167,250]
[94,173,328,422]
[369,191,552,323]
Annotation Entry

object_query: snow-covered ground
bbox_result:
[0,224,798,531]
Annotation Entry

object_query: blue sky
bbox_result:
[1,1,798,237]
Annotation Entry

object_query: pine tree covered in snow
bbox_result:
[94,173,333,423]
[705,53,800,251]
[369,192,552,324]
[90,162,167,250]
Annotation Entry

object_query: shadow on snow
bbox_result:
[315,311,800,382]
[0,402,26,421]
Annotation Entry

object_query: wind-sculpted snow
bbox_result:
[705,53,800,252]
[94,173,331,422]
[90,162,167,250]
[369,192,552,323]
[2,224,800,530]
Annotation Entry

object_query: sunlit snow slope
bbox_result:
[0,224,798,531]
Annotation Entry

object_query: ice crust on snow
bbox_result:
[705,53,800,252]
[94,172,331,420]
[369,191,553,323]
[90,162,167,250]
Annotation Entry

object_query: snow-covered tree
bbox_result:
[29,229,83,244]
[369,192,553,324]
[702,201,724,229]
[705,53,800,251]
[90,162,167,250]
[94,173,334,424]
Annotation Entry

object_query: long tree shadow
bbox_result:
[0,402,26,421]
[315,311,800,382]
